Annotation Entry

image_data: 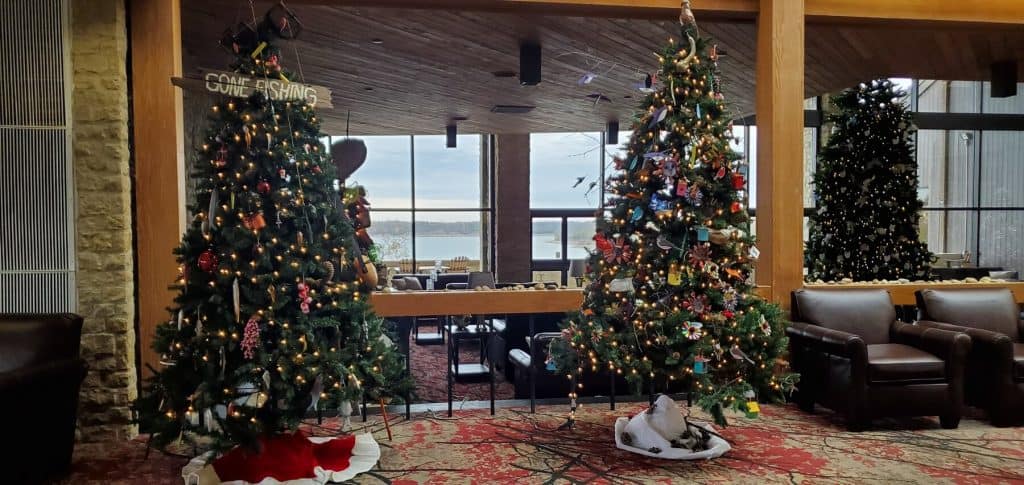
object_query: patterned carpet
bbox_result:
[65,403,1024,484]
[407,336,515,403]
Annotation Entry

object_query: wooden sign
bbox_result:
[172,68,333,108]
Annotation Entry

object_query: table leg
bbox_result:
[489,337,495,416]
[399,318,412,420]
[529,314,535,414]
[610,371,616,410]
[447,327,453,417]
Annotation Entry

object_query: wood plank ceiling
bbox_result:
[181,1,1024,135]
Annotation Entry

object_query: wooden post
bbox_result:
[129,0,185,376]
[754,0,805,308]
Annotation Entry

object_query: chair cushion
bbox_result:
[866,344,946,383]
[509,349,531,369]
[918,288,1018,337]
[392,278,407,290]
[792,289,896,345]
[404,277,423,290]
[1013,343,1024,381]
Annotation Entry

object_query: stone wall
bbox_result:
[71,0,137,442]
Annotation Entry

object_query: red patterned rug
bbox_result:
[66,404,1024,484]
[407,337,515,403]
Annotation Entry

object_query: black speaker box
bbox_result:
[520,43,541,86]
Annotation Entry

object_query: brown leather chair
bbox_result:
[916,288,1024,426]
[788,289,970,430]
[0,314,87,483]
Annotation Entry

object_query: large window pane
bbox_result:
[980,131,1024,208]
[982,82,1024,114]
[916,130,980,208]
[567,217,597,259]
[372,211,413,268]
[803,127,817,208]
[916,80,981,113]
[920,210,978,263]
[349,136,412,209]
[979,211,1024,274]
[413,135,483,209]
[414,211,482,266]
[532,217,562,260]
[530,132,602,209]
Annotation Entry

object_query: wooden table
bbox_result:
[370,289,584,317]
[370,289,584,415]
[802,282,1024,305]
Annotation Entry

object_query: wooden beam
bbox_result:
[130,0,186,378]
[299,0,1024,25]
[754,0,804,308]
[297,0,758,20]
[806,0,1024,26]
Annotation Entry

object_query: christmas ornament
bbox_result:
[609,278,636,293]
[241,316,260,359]
[682,321,703,340]
[332,138,367,182]
[696,227,709,242]
[297,282,312,314]
[729,201,742,213]
[243,212,267,231]
[731,172,745,190]
[694,354,709,374]
[198,249,219,273]
[257,180,271,195]
[232,278,241,322]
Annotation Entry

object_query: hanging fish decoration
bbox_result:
[232,277,241,323]
[176,309,183,330]
[203,189,219,235]
[649,106,668,128]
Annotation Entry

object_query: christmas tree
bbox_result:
[806,79,932,282]
[134,15,408,451]
[552,3,795,425]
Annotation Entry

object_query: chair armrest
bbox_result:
[1019,319,1024,342]
[0,358,87,393]
[892,322,971,363]
[786,321,866,359]
[917,320,1012,357]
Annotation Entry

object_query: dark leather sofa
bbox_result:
[916,288,1024,426]
[0,314,88,483]
[787,289,970,430]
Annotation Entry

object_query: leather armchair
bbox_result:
[916,288,1024,426]
[0,314,88,483]
[788,290,970,431]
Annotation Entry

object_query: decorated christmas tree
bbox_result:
[806,79,932,282]
[134,11,408,452]
[553,2,795,426]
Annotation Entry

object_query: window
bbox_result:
[329,134,491,273]
[529,132,605,285]
[530,132,603,209]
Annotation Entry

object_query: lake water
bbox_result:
[375,235,593,261]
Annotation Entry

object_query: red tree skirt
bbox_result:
[181,431,380,485]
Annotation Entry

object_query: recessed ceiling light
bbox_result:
[364,86,374,91]
[624,95,633,99]
[371,38,384,45]
[491,70,517,78]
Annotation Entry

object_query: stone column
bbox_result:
[71,0,137,441]
[494,134,532,283]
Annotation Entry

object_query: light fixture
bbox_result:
[371,38,384,45]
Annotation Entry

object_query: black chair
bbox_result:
[0,314,87,483]
[402,277,443,344]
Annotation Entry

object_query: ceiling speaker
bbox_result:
[520,42,541,86]
[606,121,619,145]
[446,124,457,148]
[991,61,1018,98]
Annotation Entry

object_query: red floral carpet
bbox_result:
[407,337,514,403]
[66,404,1024,484]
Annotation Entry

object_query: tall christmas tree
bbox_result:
[553,3,794,425]
[806,79,932,282]
[134,14,408,451]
